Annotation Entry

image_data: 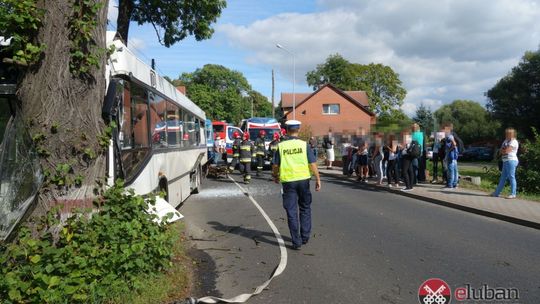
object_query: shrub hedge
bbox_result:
[0,181,177,303]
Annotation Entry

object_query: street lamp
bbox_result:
[276,43,296,120]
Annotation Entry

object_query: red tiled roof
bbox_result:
[280,93,311,108]
[344,91,369,107]
[281,88,369,108]
[280,84,374,116]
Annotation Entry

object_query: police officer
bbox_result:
[272,120,321,250]
[229,131,242,172]
[255,130,266,176]
[239,132,256,184]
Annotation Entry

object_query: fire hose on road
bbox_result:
[180,176,288,304]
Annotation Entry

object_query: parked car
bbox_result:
[461,147,494,161]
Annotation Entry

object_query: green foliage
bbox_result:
[413,103,435,136]
[517,129,540,194]
[68,0,104,77]
[486,49,540,140]
[246,90,273,118]
[306,54,356,90]
[98,121,117,149]
[373,108,413,134]
[0,181,178,303]
[44,163,74,188]
[124,0,227,47]
[298,125,313,142]
[0,0,46,66]
[305,54,407,115]
[177,64,273,123]
[434,100,500,144]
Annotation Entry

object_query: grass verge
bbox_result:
[109,221,193,304]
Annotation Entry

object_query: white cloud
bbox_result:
[218,0,540,114]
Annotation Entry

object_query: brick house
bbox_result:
[280,84,376,140]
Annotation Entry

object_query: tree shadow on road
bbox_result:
[207,221,293,248]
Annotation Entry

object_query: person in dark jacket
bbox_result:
[238,132,256,184]
[254,130,266,176]
[229,131,242,172]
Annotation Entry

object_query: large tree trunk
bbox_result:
[116,0,133,43]
[17,0,109,215]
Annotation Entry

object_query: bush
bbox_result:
[0,181,177,303]
[517,130,540,194]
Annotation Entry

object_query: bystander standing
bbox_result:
[323,137,335,169]
[492,128,519,199]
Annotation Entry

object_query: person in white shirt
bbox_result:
[213,135,226,164]
[492,128,519,199]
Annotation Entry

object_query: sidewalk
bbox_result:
[318,167,540,230]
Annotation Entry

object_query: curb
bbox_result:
[320,171,540,230]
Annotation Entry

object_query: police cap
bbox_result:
[284,120,301,130]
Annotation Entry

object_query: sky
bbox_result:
[107,0,540,116]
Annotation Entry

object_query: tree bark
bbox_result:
[116,0,133,43]
[17,0,109,215]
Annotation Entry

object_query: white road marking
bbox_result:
[194,176,288,303]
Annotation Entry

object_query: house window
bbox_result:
[322,104,340,115]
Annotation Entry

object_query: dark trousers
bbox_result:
[402,158,414,189]
[387,159,398,185]
[256,155,264,172]
[432,153,447,182]
[239,161,251,181]
[412,158,419,185]
[342,156,349,175]
[418,154,426,182]
[229,157,239,170]
[282,179,312,247]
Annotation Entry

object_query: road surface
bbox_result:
[180,172,540,304]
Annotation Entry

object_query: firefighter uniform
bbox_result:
[273,120,319,250]
[239,138,256,184]
[269,138,280,164]
[255,135,266,175]
[229,137,242,172]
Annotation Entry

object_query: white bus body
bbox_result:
[104,32,207,208]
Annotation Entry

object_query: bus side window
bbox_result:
[149,93,167,148]
[195,118,201,146]
[131,84,149,148]
[183,112,196,146]
[0,97,11,145]
[166,101,181,147]
[119,81,132,149]
[120,81,151,180]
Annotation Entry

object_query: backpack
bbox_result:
[453,132,465,155]
[407,140,421,159]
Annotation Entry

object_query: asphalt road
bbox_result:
[180,171,540,304]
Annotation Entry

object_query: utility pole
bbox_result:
[271,69,275,118]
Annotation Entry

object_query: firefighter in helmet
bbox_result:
[269,132,281,163]
[229,131,242,172]
[239,132,255,184]
[254,130,267,176]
